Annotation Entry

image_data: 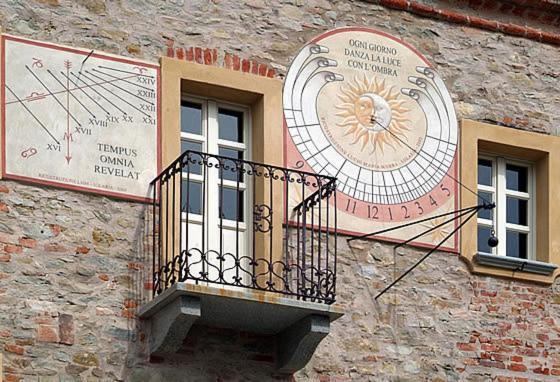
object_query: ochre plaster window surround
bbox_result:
[160,56,283,283]
[477,156,535,259]
[461,119,560,283]
[160,56,282,173]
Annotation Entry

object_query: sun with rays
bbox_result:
[420,216,453,242]
[335,75,410,153]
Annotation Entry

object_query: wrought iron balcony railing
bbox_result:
[150,150,338,304]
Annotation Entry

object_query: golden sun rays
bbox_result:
[420,216,453,243]
[335,75,410,153]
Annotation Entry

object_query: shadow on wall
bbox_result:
[119,200,151,379]
[120,196,294,381]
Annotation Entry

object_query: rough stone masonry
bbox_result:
[0,1,560,381]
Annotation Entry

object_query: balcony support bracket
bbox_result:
[149,295,201,354]
[276,314,330,374]
[139,283,343,373]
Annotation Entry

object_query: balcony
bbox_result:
[139,150,342,374]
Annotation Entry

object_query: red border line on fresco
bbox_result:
[1,35,6,180]
[3,34,159,69]
[1,34,161,203]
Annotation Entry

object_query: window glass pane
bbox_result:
[478,159,493,186]
[506,230,527,259]
[181,181,202,215]
[219,187,244,222]
[477,191,494,220]
[181,140,203,175]
[219,147,244,182]
[181,102,202,135]
[506,164,528,192]
[218,108,243,143]
[181,139,202,154]
[477,225,493,254]
[506,197,528,226]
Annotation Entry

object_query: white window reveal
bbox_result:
[477,156,534,260]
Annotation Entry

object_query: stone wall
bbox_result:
[302,239,560,381]
[0,180,150,381]
[0,0,560,381]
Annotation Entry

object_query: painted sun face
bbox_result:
[336,75,410,153]
[357,93,393,132]
[354,96,374,126]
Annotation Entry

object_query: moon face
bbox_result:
[359,93,392,132]
[354,95,374,127]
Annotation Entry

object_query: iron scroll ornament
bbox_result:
[253,204,272,233]
[150,149,338,304]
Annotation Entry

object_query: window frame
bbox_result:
[477,154,535,259]
[179,95,252,228]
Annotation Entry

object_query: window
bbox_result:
[477,156,534,259]
[180,98,250,221]
[179,97,251,274]
[461,119,560,283]
[160,57,284,283]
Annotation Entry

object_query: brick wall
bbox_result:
[0,0,559,381]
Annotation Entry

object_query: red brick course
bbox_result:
[164,41,277,78]
[4,244,22,254]
[59,314,74,345]
[75,245,90,254]
[19,237,36,248]
[37,325,59,343]
[123,298,138,309]
[127,262,143,271]
[43,243,66,252]
[4,343,24,355]
[375,0,560,46]
[0,329,11,337]
[508,363,527,372]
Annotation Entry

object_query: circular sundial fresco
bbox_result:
[283,27,458,224]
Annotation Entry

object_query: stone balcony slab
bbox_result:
[139,282,343,374]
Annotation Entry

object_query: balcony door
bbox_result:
[180,97,251,286]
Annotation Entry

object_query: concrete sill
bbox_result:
[474,252,558,276]
[139,283,343,374]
